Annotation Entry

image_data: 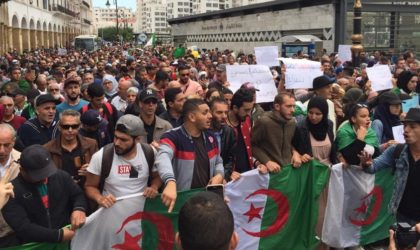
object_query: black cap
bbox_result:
[11,88,27,97]
[378,91,401,105]
[20,145,57,182]
[81,109,102,126]
[401,108,420,123]
[35,94,60,107]
[138,88,158,102]
[312,76,333,90]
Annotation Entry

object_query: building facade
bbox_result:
[93,6,135,33]
[136,0,168,34]
[168,0,420,55]
[0,0,94,54]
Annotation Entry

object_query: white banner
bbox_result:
[280,58,323,89]
[254,46,280,67]
[226,65,277,103]
[366,65,393,92]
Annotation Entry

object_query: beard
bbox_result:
[211,119,222,131]
[115,141,136,156]
[67,94,79,102]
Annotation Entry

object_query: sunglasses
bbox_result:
[60,124,80,130]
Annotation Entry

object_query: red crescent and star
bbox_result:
[349,186,383,226]
[111,211,175,250]
[241,188,289,237]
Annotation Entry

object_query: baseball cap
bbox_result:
[81,109,102,126]
[138,88,158,102]
[20,144,57,182]
[115,114,147,137]
[9,88,27,97]
[240,82,260,91]
[378,91,401,105]
[35,94,60,107]
[312,76,334,90]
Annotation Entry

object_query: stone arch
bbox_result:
[36,20,42,49]
[43,21,48,48]
[21,17,29,50]
[48,22,54,48]
[37,20,41,30]
[29,19,36,50]
[12,15,19,28]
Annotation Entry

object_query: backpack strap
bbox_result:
[140,143,155,186]
[99,143,115,193]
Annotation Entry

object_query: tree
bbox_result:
[98,26,133,42]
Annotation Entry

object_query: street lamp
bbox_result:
[106,0,119,42]
[351,0,363,67]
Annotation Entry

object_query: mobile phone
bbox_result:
[206,184,224,198]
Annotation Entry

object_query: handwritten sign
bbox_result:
[392,125,405,143]
[254,46,279,67]
[402,95,419,113]
[279,58,323,89]
[226,65,277,103]
[58,48,67,56]
[366,65,393,91]
[337,45,352,62]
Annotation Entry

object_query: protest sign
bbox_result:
[392,125,405,143]
[402,95,419,113]
[279,58,323,89]
[338,45,352,62]
[254,46,279,67]
[366,65,393,92]
[58,48,67,56]
[226,65,277,103]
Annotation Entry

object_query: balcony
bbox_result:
[50,4,78,17]
[83,18,91,25]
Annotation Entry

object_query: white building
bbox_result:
[136,0,169,34]
[231,0,272,8]
[93,6,135,33]
[0,0,94,54]
[192,0,231,14]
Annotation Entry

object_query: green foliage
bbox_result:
[98,26,134,42]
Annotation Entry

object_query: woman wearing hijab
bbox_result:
[293,96,336,250]
[294,96,337,165]
[102,74,118,99]
[394,70,418,96]
[371,91,402,151]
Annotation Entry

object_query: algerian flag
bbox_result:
[322,163,395,248]
[336,122,379,151]
[71,189,202,250]
[145,33,156,47]
[226,160,329,250]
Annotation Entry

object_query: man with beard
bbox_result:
[226,88,256,180]
[17,94,60,148]
[56,78,89,115]
[168,65,203,98]
[252,92,301,173]
[156,98,224,212]
[209,97,236,181]
[85,115,161,208]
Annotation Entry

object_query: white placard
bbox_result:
[226,65,277,103]
[366,65,393,92]
[254,46,279,67]
[392,125,405,143]
[337,45,352,62]
[279,58,323,89]
[58,48,67,55]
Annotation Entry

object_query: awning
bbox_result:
[277,35,322,43]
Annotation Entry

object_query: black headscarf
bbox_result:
[307,96,329,141]
[397,71,416,94]
[373,95,401,143]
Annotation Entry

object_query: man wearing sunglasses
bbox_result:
[43,110,98,189]
[138,88,172,148]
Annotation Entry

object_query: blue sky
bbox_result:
[92,0,137,10]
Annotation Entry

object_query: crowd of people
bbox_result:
[0,44,419,250]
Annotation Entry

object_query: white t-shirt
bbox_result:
[87,143,156,198]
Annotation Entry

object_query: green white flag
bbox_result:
[225,160,330,250]
[322,164,395,248]
[145,33,156,47]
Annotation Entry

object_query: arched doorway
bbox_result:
[37,20,42,49]
[21,17,29,51]
[43,21,48,48]
[30,19,36,50]
[11,15,21,53]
